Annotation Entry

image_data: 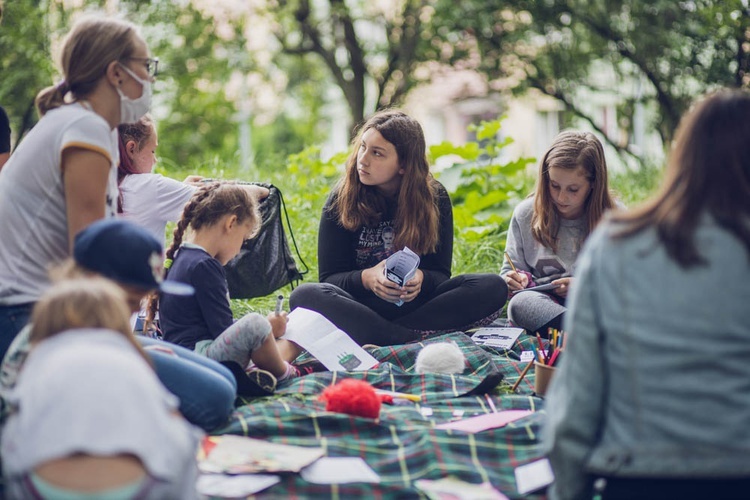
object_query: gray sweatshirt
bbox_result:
[500,198,585,284]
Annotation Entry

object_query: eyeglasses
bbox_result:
[127,57,159,78]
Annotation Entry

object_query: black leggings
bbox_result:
[289,273,508,346]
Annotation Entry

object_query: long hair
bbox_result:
[117,115,155,212]
[29,278,151,364]
[613,89,750,267]
[531,131,615,251]
[334,109,440,254]
[145,182,260,328]
[35,16,140,116]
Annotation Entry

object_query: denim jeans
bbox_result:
[0,303,34,361]
[137,337,237,431]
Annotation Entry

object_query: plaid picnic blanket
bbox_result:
[215,332,551,498]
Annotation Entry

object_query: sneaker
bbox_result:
[219,361,277,397]
[246,368,277,394]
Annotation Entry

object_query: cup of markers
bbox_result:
[533,329,565,397]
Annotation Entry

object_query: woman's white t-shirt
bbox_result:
[0,103,119,305]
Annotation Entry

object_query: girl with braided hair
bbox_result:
[147,182,302,390]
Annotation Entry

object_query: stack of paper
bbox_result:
[385,246,420,306]
[198,435,325,474]
[471,327,524,350]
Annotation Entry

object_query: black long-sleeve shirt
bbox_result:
[317,181,453,300]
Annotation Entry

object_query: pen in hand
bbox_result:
[275,294,284,316]
[504,251,518,274]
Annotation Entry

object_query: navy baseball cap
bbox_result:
[74,219,193,296]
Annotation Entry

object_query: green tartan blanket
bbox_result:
[215,332,551,498]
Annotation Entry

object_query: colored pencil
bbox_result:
[511,359,535,392]
[548,348,561,366]
[375,390,421,402]
[485,393,498,413]
[535,333,546,361]
[504,251,518,274]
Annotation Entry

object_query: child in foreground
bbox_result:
[2,278,200,499]
[0,218,239,432]
[500,131,618,335]
[150,182,303,388]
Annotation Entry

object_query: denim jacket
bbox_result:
[543,215,750,500]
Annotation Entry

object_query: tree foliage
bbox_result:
[0,0,57,142]
[431,0,750,150]
[268,0,448,128]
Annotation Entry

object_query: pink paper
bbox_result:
[435,410,533,433]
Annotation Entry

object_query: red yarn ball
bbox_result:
[319,379,381,419]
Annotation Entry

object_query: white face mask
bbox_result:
[117,64,152,125]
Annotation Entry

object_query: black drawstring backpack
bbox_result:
[223,182,308,298]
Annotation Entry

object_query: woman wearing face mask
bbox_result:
[0,14,156,352]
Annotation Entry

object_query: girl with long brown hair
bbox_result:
[290,110,507,346]
[500,131,617,336]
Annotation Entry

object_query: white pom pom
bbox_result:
[414,341,466,374]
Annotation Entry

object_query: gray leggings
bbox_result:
[507,291,566,335]
[196,313,270,370]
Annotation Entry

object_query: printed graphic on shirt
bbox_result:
[356,222,396,268]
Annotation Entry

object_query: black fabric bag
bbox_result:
[224,182,308,298]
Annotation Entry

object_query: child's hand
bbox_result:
[362,260,404,303]
[267,311,288,338]
[552,277,573,298]
[503,271,529,291]
[399,269,423,303]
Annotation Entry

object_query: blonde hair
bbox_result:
[35,15,141,116]
[29,278,150,363]
[531,131,615,251]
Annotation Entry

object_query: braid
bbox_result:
[143,182,221,332]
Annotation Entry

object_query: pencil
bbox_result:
[375,390,421,402]
[511,359,535,392]
[535,333,546,363]
[504,251,519,274]
[485,393,498,413]
[548,348,561,366]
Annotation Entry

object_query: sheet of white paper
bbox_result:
[197,474,280,497]
[471,327,524,350]
[520,350,535,363]
[515,458,554,495]
[415,477,509,500]
[282,308,378,371]
[300,457,381,484]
